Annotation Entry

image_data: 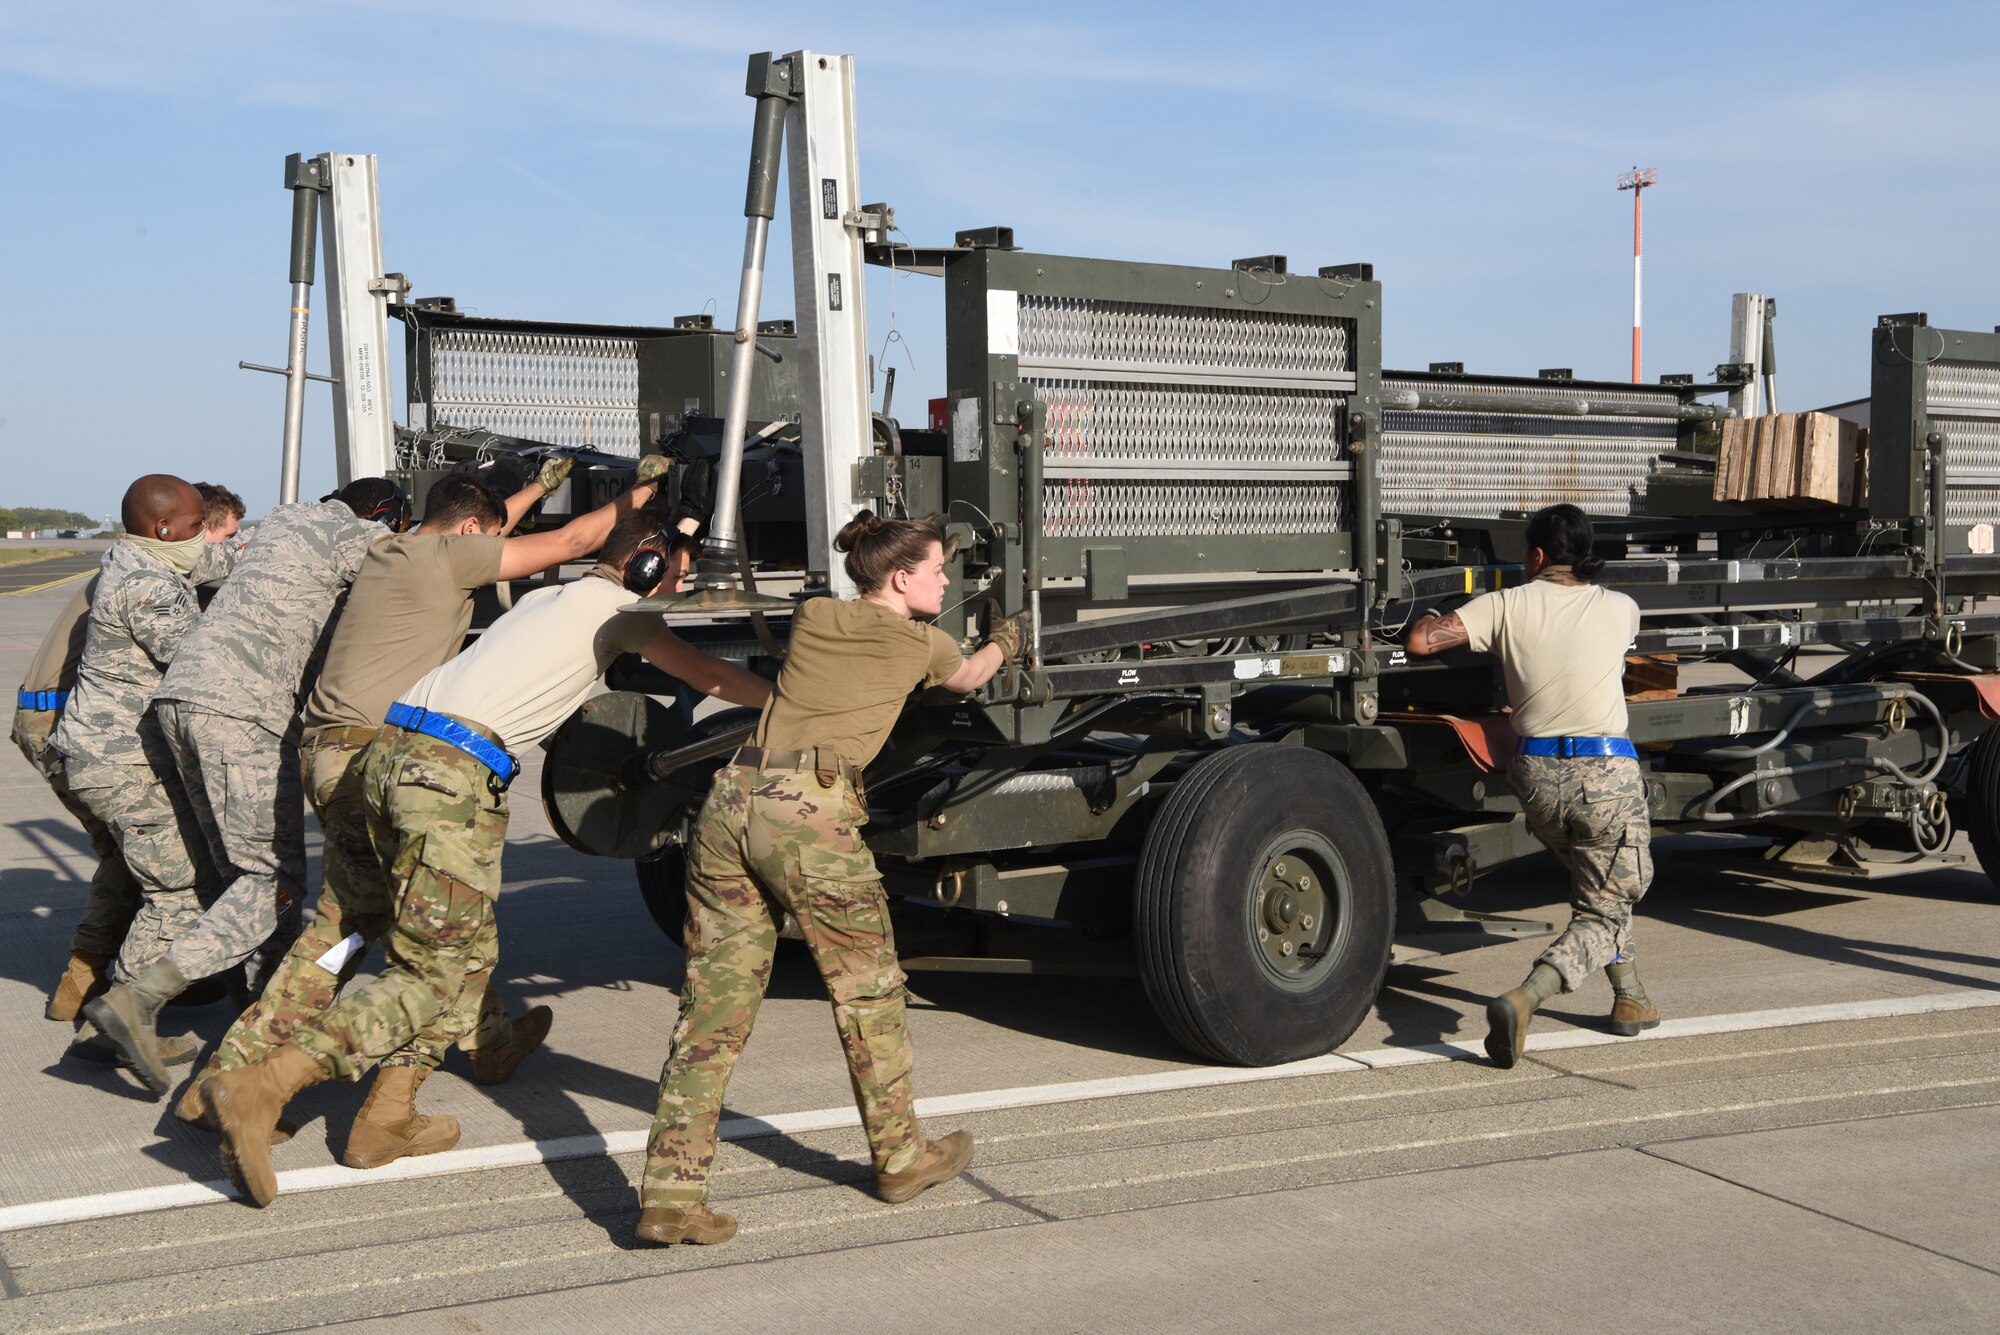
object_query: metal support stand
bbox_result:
[320,153,404,486]
[277,155,324,503]
[1727,293,1771,420]
[681,54,800,612]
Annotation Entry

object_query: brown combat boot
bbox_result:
[467,1005,553,1086]
[1484,988,1538,1069]
[175,1078,294,1145]
[634,1204,738,1246]
[1609,996,1662,1037]
[209,1046,327,1207]
[47,951,113,1022]
[877,1130,974,1204]
[342,1066,460,1169]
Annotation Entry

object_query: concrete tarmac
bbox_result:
[1,580,1998,1331]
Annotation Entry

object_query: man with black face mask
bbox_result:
[52,474,238,1070]
[84,479,409,1096]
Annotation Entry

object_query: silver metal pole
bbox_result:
[704,214,769,556]
[692,55,795,591]
[277,154,324,504]
[279,278,311,504]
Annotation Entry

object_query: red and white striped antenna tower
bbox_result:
[1617,166,1658,382]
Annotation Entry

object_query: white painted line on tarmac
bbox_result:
[3,987,1996,1234]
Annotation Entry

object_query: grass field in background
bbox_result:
[0,548,62,568]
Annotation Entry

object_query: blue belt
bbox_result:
[384,703,517,788]
[18,688,69,712]
[1519,735,1638,759]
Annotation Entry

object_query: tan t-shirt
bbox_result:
[1457,577,1641,739]
[302,533,505,732]
[396,570,659,753]
[754,597,965,769]
[21,576,98,693]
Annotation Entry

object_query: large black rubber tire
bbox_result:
[635,844,691,943]
[631,706,763,945]
[1962,726,2000,891]
[1136,744,1395,1066]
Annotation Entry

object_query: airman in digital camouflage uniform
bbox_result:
[1406,503,1661,1067]
[83,479,405,1095]
[183,457,661,1165]
[637,511,1024,1247]
[51,474,238,1069]
[13,572,140,1021]
[206,511,771,1207]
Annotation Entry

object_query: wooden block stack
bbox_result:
[1712,411,1869,509]
[1622,653,1678,702]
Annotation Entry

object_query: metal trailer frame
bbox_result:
[520,52,2000,1067]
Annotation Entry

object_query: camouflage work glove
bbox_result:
[534,453,574,493]
[635,453,672,488]
[982,609,1033,662]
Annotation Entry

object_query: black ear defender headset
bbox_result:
[622,530,673,594]
[326,478,412,533]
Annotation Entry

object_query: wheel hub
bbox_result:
[1257,851,1333,977]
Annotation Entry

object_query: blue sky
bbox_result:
[4,0,1996,520]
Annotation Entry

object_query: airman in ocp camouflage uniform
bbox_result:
[205,517,771,1207]
[84,481,400,1096]
[185,459,652,1153]
[52,476,237,1075]
[638,511,1022,1248]
[15,572,145,1021]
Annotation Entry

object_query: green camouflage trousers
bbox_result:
[1509,753,1653,991]
[13,705,139,958]
[154,701,307,986]
[196,728,512,1087]
[643,765,920,1209]
[65,715,222,980]
[290,722,506,1082]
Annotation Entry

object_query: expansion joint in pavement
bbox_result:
[1632,1139,2000,1280]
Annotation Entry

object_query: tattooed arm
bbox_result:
[1404,611,1469,657]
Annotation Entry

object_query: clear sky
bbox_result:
[4,1,1995,521]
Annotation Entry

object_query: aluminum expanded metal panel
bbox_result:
[1381,377,1679,517]
[1014,294,1353,540]
[425,328,642,456]
[1929,361,2000,530]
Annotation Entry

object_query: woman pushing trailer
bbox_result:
[637,510,1027,1247]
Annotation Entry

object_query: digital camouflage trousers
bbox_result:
[643,764,921,1208]
[63,713,221,981]
[290,723,506,1081]
[13,705,139,958]
[154,700,307,987]
[194,727,513,1091]
[1509,753,1654,991]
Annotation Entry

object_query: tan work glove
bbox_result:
[635,453,671,488]
[534,453,574,493]
[982,608,1033,662]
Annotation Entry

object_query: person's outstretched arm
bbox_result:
[639,627,773,709]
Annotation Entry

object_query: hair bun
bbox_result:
[834,508,884,552]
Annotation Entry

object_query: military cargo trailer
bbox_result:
[539,236,2000,1067]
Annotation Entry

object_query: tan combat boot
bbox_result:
[69,1020,200,1068]
[209,1046,328,1207]
[175,1078,294,1145]
[1609,996,1662,1037]
[877,1130,974,1204]
[342,1066,461,1169]
[1484,988,1538,1069]
[635,1204,738,1246]
[47,951,113,1022]
[467,1005,553,1086]
[81,956,188,1096]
